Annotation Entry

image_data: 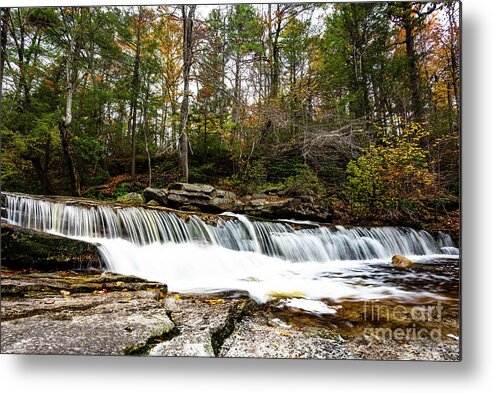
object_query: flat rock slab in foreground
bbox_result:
[1,270,460,360]
[148,295,253,357]
[1,270,173,355]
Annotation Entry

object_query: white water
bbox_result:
[3,193,459,303]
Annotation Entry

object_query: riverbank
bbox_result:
[1,268,460,360]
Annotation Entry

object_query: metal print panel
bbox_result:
[0,1,461,360]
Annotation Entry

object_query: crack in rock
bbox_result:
[147,295,256,357]
[210,300,257,357]
[123,316,180,356]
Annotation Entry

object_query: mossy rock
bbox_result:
[1,223,103,271]
[116,192,145,204]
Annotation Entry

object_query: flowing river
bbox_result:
[2,193,459,305]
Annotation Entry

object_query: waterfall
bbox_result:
[3,193,457,261]
[2,193,459,303]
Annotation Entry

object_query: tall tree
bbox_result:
[0,8,8,96]
[58,7,85,196]
[179,5,196,182]
[130,7,142,178]
[226,5,262,128]
[388,2,437,122]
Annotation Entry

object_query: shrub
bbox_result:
[345,124,438,216]
[284,164,326,197]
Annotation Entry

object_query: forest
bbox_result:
[0,2,460,229]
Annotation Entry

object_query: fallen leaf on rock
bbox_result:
[208,299,225,305]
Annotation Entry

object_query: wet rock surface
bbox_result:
[392,254,414,268]
[1,222,103,271]
[1,268,460,360]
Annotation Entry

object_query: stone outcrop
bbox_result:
[144,182,332,222]
[1,222,103,271]
[143,187,168,206]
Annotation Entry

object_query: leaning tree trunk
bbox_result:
[179,5,196,183]
[60,39,81,197]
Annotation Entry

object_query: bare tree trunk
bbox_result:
[60,38,81,197]
[179,5,196,183]
[59,100,80,197]
[29,146,54,195]
[399,3,423,122]
[405,22,422,122]
[232,52,241,141]
[142,77,152,186]
[59,123,81,197]
[0,8,8,95]
[270,10,282,99]
[8,9,32,118]
[130,7,142,178]
[447,2,460,117]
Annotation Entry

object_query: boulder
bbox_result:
[146,199,160,207]
[116,192,144,204]
[166,183,225,212]
[215,189,237,199]
[391,255,414,268]
[143,187,167,205]
[167,189,213,203]
[144,183,332,222]
[242,197,331,222]
[168,182,216,195]
[211,197,244,212]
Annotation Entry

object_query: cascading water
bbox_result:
[2,192,459,304]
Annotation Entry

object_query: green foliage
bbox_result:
[218,160,268,195]
[189,163,216,183]
[345,124,438,215]
[114,183,132,198]
[0,3,459,226]
[215,160,326,198]
[226,5,263,56]
[1,129,31,192]
[283,164,326,197]
[73,136,109,185]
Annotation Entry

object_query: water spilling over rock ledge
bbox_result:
[0,192,460,359]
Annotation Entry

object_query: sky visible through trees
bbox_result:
[0,2,460,225]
